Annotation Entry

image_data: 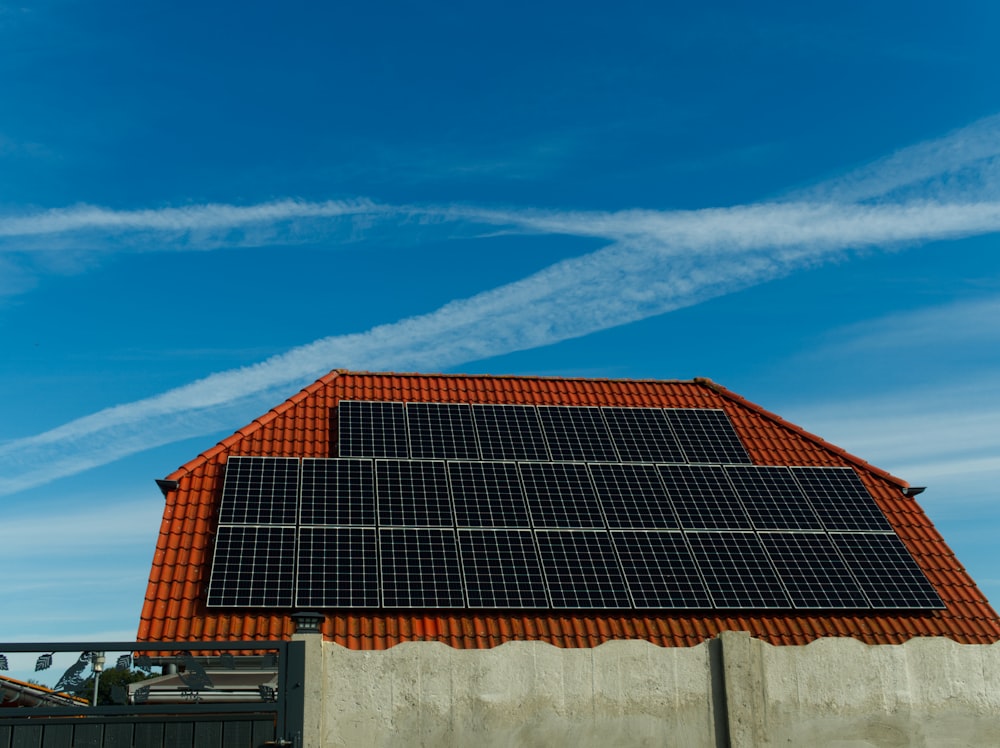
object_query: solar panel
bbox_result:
[601,407,685,463]
[379,528,465,607]
[296,527,379,607]
[449,461,531,528]
[535,530,631,608]
[206,526,296,607]
[338,401,408,458]
[659,464,752,530]
[831,533,944,609]
[724,466,823,530]
[519,462,606,528]
[472,404,550,461]
[685,531,790,608]
[758,532,869,609]
[407,402,480,460]
[537,406,619,462]
[375,460,453,527]
[791,467,893,532]
[589,462,680,529]
[611,530,712,608]
[664,409,752,464]
[458,529,548,607]
[300,458,375,526]
[219,456,299,525]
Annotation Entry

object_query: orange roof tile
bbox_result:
[137,370,1000,648]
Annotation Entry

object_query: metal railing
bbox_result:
[0,640,304,748]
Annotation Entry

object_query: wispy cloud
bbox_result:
[2,115,1000,495]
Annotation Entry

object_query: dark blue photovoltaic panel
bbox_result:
[601,407,685,463]
[831,533,944,609]
[724,466,823,531]
[589,462,679,529]
[758,532,869,609]
[659,464,752,530]
[300,458,375,526]
[685,532,790,608]
[407,402,480,460]
[220,456,299,525]
[376,460,453,527]
[535,530,631,608]
[449,461,530,528]
[296,527,379,607]
[458,529,548,607]
[338,401,408,458]
[206,526,296,607]
[611,530,712,608]
[537,406,619,462]
[665,409,752,464]
[520,462,606,528]
[472,404,550,461]
[791,467,893,532]
[379,528,464,607]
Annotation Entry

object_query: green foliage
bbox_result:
[81,668,155,705]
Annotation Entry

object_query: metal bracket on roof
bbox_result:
[155,479,180,497]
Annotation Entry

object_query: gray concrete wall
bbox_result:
[309,634,1000,748]
[721,632,1000,748]
[320,639,718,747]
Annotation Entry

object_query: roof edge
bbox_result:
[694,377,909,489]
[165,369,345,482]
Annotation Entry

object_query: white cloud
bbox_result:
[2,115,1000,495]
[816,295,1000,353]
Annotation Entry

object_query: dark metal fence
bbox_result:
[0,640,304,748]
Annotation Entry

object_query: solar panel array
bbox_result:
[206,402,944,612]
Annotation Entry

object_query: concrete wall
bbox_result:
[320,639,718,747]
[306,634,1000,748]
[722,633,1000,748]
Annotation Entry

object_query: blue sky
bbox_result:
[2,1,1000,671]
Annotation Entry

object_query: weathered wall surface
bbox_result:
[721,632,1000,748]
[312,634,1000,748]
[321,639,718,748]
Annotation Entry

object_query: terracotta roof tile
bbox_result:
[137,370,1000,648]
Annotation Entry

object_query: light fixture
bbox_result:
[902,486,926,497]
[91,651,106,707]
[291,611,324,634]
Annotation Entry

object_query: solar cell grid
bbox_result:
[407,402,480,460]
[449,461,531,528]
[537,406,619,462]
[472,404,550,461]
[589,462,679,529]
[376,460,453,527]
[659,464,752,530]
[296,527,379,607]
[611,530,712,608]
[519,462,606,528]
[300,458,375,526]
[535,530,631,608]
[601,407,685,463]
[686,531,790,608]
[379,528,465,607]
[832,533,944,609]
[338,401,408,458]
[791,467,893,532]
[458,529,548,607]
[758,532,869,609]
[665,408,752,464]
[725,466,823,530]
[219,456,299,525]
[206,526,296,607]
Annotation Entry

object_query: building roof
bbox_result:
[137,370,1000,648]
[0,674,89,708]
